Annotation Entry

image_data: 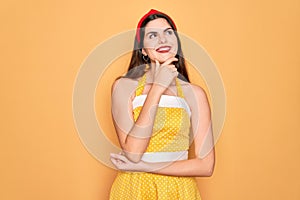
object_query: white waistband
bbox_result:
[141,151,188,163]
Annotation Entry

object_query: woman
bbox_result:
[110,9,215,199]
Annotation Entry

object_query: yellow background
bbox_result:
[1,0,299,199]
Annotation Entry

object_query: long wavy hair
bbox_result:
[120,13,190,82]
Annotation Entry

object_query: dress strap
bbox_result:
[176,78,184,98]
[135,73,147,97]
[135,73,185,98]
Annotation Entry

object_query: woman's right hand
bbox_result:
[153,57,179,91]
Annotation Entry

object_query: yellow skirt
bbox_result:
[110,172,201,200]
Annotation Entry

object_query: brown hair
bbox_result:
[119,13,190,83]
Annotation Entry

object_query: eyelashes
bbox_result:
[147,30,174,40]
[149,33,157,39]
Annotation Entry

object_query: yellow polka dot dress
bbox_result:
[110,74,201,200]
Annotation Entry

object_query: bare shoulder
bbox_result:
[190,84,207,98]
[180,80,210,112]
[112,77,138,86]
[189,84,211,115]
[111,77,141,101]
[179,79,207,98]
[111,77,139,92]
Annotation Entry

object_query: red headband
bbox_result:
[136,9,177,44]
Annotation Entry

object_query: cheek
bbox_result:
[172,38,178,48]
[143,40,157,49]
[147,49,158,59]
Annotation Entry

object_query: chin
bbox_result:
[157,54,176,63]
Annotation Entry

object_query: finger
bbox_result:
[166,64,176,69]
[167,65,178,74]
[110,156,122,163]
[110,153,121,159]
[161,57,178,67]
[110,158,118,168]
[110,153,128,162]
[155,59,160,72]
[111,158,125,170]
[171,68,178,72]
[110,153,121,160]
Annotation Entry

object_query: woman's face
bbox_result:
[142,18,178,64]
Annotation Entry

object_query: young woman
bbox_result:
[110,9,215,199]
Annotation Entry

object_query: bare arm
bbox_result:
[111,80,163,163]
[111,58,179,163]
[151,85,215,176]
[111,84,215,177]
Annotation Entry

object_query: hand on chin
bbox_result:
[156,54,176,64]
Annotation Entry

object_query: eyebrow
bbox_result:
[145,27,173,36]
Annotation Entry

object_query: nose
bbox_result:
[158,34,167,44]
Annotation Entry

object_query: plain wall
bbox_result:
[1,0,299,199]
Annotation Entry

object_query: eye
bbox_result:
[166,30,174,35]
[149,33,157,39]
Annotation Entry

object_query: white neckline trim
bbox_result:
[132,94,191,117]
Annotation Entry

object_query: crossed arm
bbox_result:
[110,79,215,177]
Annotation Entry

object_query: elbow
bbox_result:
[197,165,214,177]
[122,145,144,163]
[121,141,147,163]
[195,157,215,177]
[125,152,143,163]
[204,161,215,177]
[197,150,215,177]
[205,166,214,177]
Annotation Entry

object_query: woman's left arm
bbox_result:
[110,85,215,177]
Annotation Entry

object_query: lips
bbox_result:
[156,46,171,53]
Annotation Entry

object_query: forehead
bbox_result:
[145,18,172,31]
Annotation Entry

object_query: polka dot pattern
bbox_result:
[134,107,190,153]
[110,74,201,199]
[110,172,201,200]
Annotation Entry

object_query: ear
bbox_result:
[141,48,147,56]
